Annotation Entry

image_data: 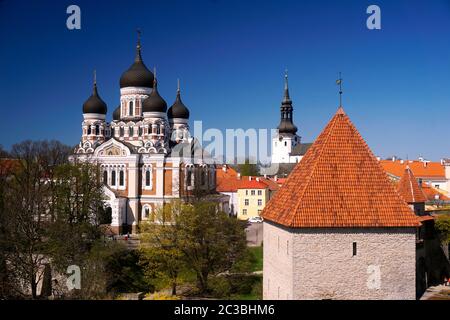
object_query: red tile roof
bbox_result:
[0,159,21,176]
[216,168,278,192]
[216,165,239,192]
[237,178,268,189]
[397,166,427,203]
[262,107,420,228]
[420,182,450,201]
[380,160,445,180]
[258,177,280,191]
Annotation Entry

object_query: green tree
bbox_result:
[140,201,248,295]
[435,215,450,244]
[0,140,115,299]
[237,159,259,177]
[139,202,187,296]
[176,202,247,293]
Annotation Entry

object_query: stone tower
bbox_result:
[262,107,420,300]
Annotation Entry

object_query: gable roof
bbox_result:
[262,107,420,228]
[237,178,268,189]
[291,142,313,156]
[216,165,240,192]
[420,182,450,201]
[397,167,427,203]
[380,160,445,180]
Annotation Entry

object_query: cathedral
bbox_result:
[70,36,219,234]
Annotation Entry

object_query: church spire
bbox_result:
[283,69,291,104]
[135,29,143,62]
[277,70,297,135]
[92,69,98,95]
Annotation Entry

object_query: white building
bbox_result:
[271,72,310,164]
[70,36,221,234]
[263,107,420,300]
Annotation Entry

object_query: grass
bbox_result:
[248,246,263,272]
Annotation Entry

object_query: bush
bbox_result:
[209,276,232,298]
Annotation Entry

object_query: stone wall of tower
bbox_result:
[263,221,417,300]
[263,221,294,299]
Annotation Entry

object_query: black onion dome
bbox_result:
[119,41,154,88]
[142,79,167,113]
[112,106,120,121]
[83,83,107,114]
[278,120,298,134]
[168,87,190,119]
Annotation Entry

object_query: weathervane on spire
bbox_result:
[93,69,97,85]
[177,78,180,93]
[336,72,343,107]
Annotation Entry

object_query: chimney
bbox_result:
[424,162,428,168]
[249,176,252,181]
[392,156,396,162]
[256,177,260,182]
[400,160,404,164]
[222,164,227,172]
[237,173,241,180]
[376,156,381,161]
[274,175,278,182]
[264,174,267,178]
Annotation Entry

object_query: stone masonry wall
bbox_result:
[263,221,416,300]
[263,221,294,299]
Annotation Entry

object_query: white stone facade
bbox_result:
[271,133,302,164]
[263,221,416,300]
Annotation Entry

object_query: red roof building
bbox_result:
[262,107,420,228]
[263,107,419,300]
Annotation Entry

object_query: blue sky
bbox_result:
[1,0,450,160]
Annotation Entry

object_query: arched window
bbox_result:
[144,207,149,219]
[87,126,92,135]
[119,170,124,186]
[103,171,108,185]
[129,101,134,116]
[100,207,112,225]
[201,170,206,185]
[111,170,116,186]
[129,126,134,137]
[120,127,124,137]
[95,125,100,135]
[156,125,161,135]
[186,169,193,187]
[145,170,151,186]
[138,126,142,136]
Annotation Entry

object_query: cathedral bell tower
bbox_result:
[271,71,301,163]
[168,79,191,145]
[81,71,108,145]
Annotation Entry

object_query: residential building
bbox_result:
[216,165,239,216]
[380,158,448,192]
[237,177,270,220]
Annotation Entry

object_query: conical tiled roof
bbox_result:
[262,107,420,228]
[397,166,427,203]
